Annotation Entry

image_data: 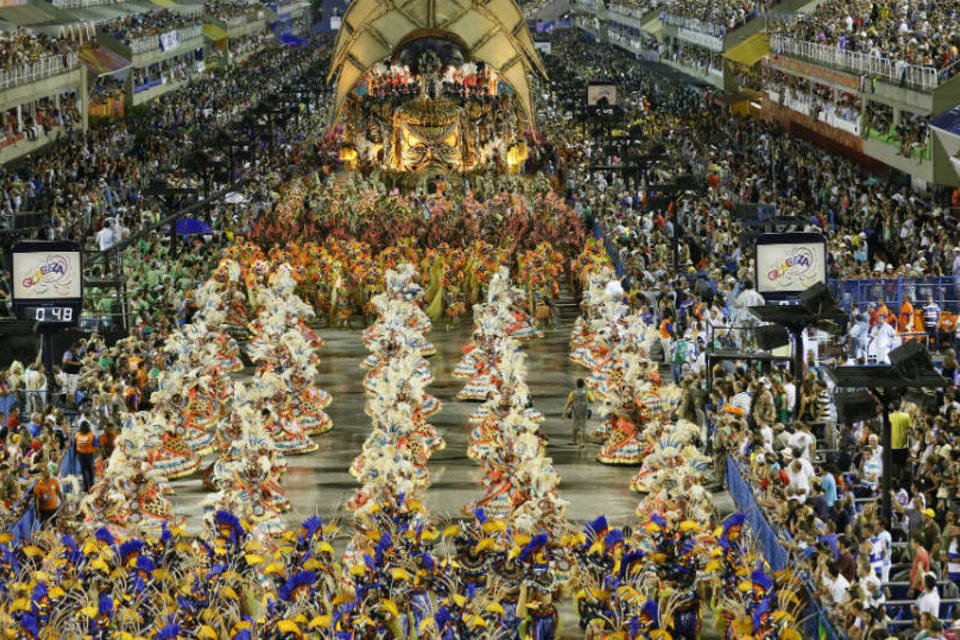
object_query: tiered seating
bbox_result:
[0,27,75,71]
[777,0,960,79]
[665,0,777,34]
[97,9,202,45]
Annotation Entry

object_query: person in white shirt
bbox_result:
[759,422,774,452]
[729,382,752,415]
[783,375,797,416]
[823,561,850,606]
[96,221,115,252]
[784,456,815,501]
[862,433,884,490]
[868,320,899,364]
[787,422,815,461]
[869,520,893,584]
[914,573,940,618]
[732,279,764,349]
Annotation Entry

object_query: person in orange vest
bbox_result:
[659,311,675,361]
[898,297,915,334]
[33,463,62,524]
[876,300,892,327]
[74,421,98,492]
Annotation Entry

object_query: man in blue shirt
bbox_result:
[820,463,838,508]
[25,413,42,439]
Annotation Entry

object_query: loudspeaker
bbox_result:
[889,341,934,379]
[835,391,878,424]
[756,324,790,351]
[799,282,835,314]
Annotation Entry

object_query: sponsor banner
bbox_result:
[159,30,181,52]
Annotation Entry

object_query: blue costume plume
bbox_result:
[94,527,115,547]
[518,533,548,564]
[279,571,317,602]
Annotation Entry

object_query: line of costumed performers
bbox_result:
[0,245,807,639]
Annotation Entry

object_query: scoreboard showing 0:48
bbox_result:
[9,241,83,328]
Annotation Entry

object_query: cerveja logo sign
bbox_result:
[20,254,74,296]
[766,246,816,287]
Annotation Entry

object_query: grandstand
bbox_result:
[570,0,960,188]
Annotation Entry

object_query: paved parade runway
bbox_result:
[170,291,733,532]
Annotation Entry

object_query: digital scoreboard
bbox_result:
[754,232,827,299]
[10,241,83,327]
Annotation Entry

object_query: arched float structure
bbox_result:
[327,0,546,129]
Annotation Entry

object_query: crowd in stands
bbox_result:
[0,39,328,252]
[762,68,863,126]
[541,29,960,635]
[131,51,202,91]
[0,35,334,528]
[713,366,960,637]
[204,0,258,20]
[663,0,777,34]
[88,76,125,105]
[1,94,80,150]
[777,0,960,76]
[97,10,202,45]
[665,40,724,75]
[0,28,74,71]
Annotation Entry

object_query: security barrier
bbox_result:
[726,458,842,640]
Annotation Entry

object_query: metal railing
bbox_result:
[607,1,665,21]
[829,277,960,315]
[725,459,843,640]
[770,35,942,92]
[660,12,729,38]
[50,0,117,8]
[0,53,79,91]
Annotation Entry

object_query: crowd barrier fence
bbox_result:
[829,276,960,315]
[726,458,842,640]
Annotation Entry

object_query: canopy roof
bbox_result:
[328,0,545,125]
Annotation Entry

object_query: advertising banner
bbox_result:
[159,30,181,52]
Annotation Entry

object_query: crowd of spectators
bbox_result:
[762,68,863,126]
[663,0,777,34]
[204,0,258,21]
[665,40,724,75]
[0,33,335,526]
[0,39,328,252]
[2,95,79,147]
[540,29,960,635]
[777,0,960,77]
[0,28,75,72]
[713,365,960,637]
[97,10,202,45]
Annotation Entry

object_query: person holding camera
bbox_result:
[564,378,594,448]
